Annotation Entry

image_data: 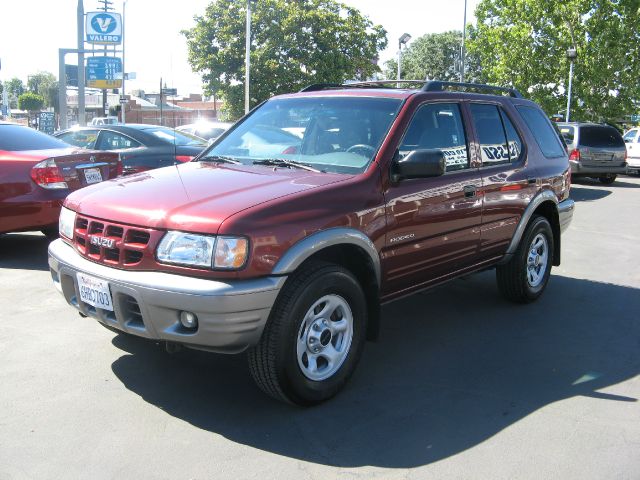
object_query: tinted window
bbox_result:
[204,97,402,174]
[0,124,70,151]
[579,126,624,148]
[470,104,510,166]
[57,130,99,149]
[516,106,566,158]
[400,103,469,172]
[559,125,575,144]
[96,131,141,150]
[500,110,523,161]
[143,127,206,146]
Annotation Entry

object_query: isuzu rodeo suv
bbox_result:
[49,81,575,405]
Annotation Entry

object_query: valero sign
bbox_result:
[86,12,122,45]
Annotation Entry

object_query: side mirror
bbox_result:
[624,138,631,143]
[392,149,446,182]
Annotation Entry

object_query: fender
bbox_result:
[271,227,381,286]
[499,189,558,264]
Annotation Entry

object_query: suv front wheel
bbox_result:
[248,261,367,405]
[496,215,554,303]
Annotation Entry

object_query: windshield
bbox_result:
[143,126,206,146]
[201,96,403,174]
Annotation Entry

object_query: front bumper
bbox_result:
[48,239,285,353]
[558,198,575,233]
[570,161,628,176]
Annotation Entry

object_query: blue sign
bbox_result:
[86,57,122,88]
[86,12,122,45]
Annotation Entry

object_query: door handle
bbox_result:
[463,185,477,198]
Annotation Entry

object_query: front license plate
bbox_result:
[77,272,113,311]
[84,168,103,184]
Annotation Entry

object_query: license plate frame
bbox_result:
[83,167,103,184]
[76,272,114,311]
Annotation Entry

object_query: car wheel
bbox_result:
[599,174,617,184]
[41,228,59,241]
[248,261,367,405]
[496,215,554,304]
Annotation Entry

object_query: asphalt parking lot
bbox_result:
[1,176,639,480]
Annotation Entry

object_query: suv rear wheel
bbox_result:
[248,261,367,405]
[496,215,554,303]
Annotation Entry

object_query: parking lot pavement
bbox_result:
[1,176,639,480]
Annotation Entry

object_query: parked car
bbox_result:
[89,116,119,126]
[48,80,574,405]
[558,122,627,184]
[54,124,207,174]
[623,128,640,174]
[177,121,234,141]
[0,122,121,237]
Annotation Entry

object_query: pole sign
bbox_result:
[38,112,56,134]
[86,57,123,89]
[86,12,122,45]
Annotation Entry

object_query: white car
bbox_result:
[177,121,233,141]
[623,128,640,174]
[89,116,120,126]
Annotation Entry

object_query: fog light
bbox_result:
[180,311,198,329]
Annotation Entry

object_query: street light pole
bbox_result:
[244,0,251,115]
[77,0,86,126]
[566,48,577,122]
[121,0,127,124]
[397,33,411,85]
[461,0,468,82]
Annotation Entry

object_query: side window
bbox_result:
[516,105,566,158]
[470,104,510,166]
[96,131,141,150]
[399,103,469,172]
[58,130,99,149]
[623,130,637,143]
[500,109,523,161]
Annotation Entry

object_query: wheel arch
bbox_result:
[272,228,381,341]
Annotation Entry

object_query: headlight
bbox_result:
[59,207,76,239]
[156,232,249,270]
[157,231,216,267]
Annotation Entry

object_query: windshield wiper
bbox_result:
[200,155,241,165]
[253,158,321,172]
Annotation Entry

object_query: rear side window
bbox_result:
[559,125,575,144]
[516,105,566,158]
[0,124,69,151]
[57,130,99,149]
[579,126,624,148]
[470,104,513,165]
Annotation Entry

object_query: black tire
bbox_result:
[599,174,617,184]
[248,261,367,406]
[496,215,554,304]
[41,227,59,240]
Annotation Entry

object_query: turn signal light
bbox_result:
[30,159,68,189]
[569,149,580,162]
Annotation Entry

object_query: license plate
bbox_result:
[84,168,103,184]
[77,272,113,311]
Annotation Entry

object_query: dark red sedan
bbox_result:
[0,122,121,238]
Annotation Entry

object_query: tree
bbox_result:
[27,71,59,111]
[18,92,45,125]
[468,0,640,122]
[183,0,387,120]
[4,78,25,109]
[383,31,483,83]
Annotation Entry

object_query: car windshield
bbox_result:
[200,96,403,174]
[0,124,71,151]
[143,126,206,146]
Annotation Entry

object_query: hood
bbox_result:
[65,161,349,234]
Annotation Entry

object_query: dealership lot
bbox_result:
[1,177,639,479]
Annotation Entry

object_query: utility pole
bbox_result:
[77,0,86,126]
[244,0,252,114]
[98,0,114,118]
[121,0,126,123]
[159,77,163,126]
[461,0,468,83]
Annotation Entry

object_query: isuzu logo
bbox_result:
[90,235,115,249]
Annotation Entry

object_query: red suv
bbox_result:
[48,81,574,405]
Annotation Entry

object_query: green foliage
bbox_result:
[183,0,387,120]
[27,71,59,111]
[18,92,45,112]
[383,30,483,83]
[469,0,640,122]
[4,78,25,109]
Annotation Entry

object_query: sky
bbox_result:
[0,0,480,96]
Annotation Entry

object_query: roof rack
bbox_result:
[299,80,522,98]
